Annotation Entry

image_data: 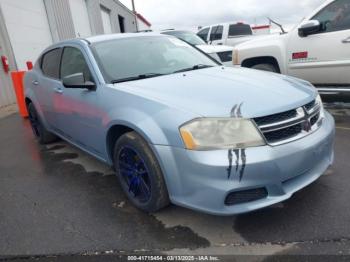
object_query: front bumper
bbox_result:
[154,111,335,216]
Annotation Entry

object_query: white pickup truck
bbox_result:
[197,22,257,47]
[233,0,350,92]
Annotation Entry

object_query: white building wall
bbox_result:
[137,19,151,31]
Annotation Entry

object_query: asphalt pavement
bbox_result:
[0,105,350,261]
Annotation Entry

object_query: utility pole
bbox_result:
[131,0,139,32]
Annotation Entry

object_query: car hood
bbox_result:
[197,44,233,53]
[114,66,317,118]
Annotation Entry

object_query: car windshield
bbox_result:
[92,36,217,83]
[162,31,207,46]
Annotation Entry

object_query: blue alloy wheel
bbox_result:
[118,146,152,203]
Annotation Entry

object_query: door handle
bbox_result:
[32,80,39,86]
[54,87,63,94]
[342,37,350,43]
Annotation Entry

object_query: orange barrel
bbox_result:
[11,71,29,118]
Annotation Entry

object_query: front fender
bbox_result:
[104,105,196,148]
[237,35,288,73]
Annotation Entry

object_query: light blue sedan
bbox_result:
[24,33,335,215]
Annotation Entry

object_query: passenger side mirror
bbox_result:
[62,73,95,90]
[298,20,321,37]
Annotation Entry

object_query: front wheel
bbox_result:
[113,131,170,212]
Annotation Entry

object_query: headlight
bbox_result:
[316,94,325,118]
[180,118,266,150]
[233,49,239,65]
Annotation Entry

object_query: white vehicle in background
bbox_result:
[233,0,350,93]
[197,22,257,46]
[161,30,234,66]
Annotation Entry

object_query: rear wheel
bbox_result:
[27,103,58,144]
[251,63,278,73]
[113,131,169,212]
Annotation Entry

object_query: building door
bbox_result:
[0,0,53,71]
[118,15,125,33]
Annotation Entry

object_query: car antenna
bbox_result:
[267,17,286,34]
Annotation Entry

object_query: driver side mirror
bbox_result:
[298,20,322,37]
[62,73,95,90]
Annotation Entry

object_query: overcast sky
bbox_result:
[119,0,326,32]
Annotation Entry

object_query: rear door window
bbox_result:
[41,48,62,79]
[228,24,253,37]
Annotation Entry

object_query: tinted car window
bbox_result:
[60,47,93,82]
[92,36,218,83]
[197,28,210,41]
[41,48,62,79]
[228,24,253,36]
[210,26,223,41]
[312,0,350,33]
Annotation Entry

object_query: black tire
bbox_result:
[251,63,278,73]
[113,131,170,212]
[27,103,58,144]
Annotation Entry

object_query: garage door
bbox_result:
[101,6,113,34]
[69,0,92,38]
[0,0,53,71]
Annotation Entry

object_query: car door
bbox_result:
[287,0,350,85]
[34,48,62,129]
[55,45,105,157]
[209,25,224,45]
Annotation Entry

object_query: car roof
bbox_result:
[39,33,173,56]
[85,33,168,43]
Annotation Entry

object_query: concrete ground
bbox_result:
[0,103,350,261]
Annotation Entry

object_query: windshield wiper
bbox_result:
[111,73,166,84]
[173,64,214,74]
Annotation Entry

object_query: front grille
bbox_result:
[264,124,303,143]
[253,100,321,145]
[254,109,297,126]
[310,112,320,126]
[225,188,268,206]
[305,100,316,111]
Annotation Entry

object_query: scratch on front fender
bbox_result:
[227,103,247,182]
